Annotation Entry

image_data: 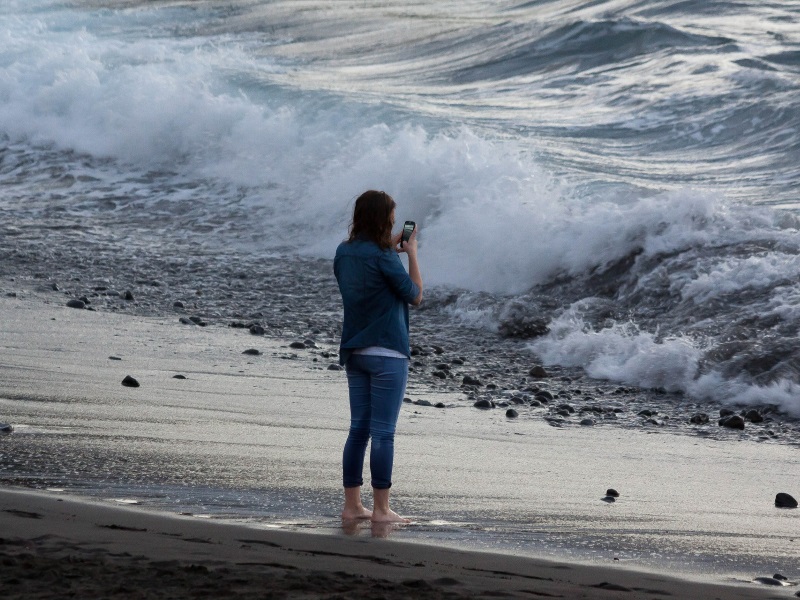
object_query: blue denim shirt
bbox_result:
[334,238,420,366]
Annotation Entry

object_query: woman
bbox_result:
[333,190,423,523]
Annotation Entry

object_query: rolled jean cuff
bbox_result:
[371,481,392,490]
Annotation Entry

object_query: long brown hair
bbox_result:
[348,190,396,250]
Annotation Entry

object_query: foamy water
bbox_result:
[2,0,800,414]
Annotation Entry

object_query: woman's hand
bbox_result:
[395,227,418,256]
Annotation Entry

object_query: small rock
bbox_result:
[108,356,122,361]
[121,375,140,388]
[719,415,745,430]
[179,317,193,325]
[529,365,549,378]
[242,349,261,356]
[0,423,13,434]
[303,339,317,348]
[579,418,595,426]
[689,413,709,424]
[327,364,343,371]
[249,324,265,335]
[6,292,17,298]
[606,489,620,498]
[462,375,482,386]
[123,290,134,301]
[535,390,554,401]
[289,341,306,349]
[774,574,788,581]
[434,402,446,409]
[506,408,518,418]
[432,370,447,379]
[173,375,186,379]
[744,409,764,423]
[556,403,575,413]
[638,409,655,417]
[173,301,185,309]
[473,399,494,409]
[66,299,85,309]
[415,400,433,407]
[51,283,60,291]
[719,408,735,417]
[775,493,798,508]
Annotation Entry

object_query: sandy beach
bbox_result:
[1,294,798,599]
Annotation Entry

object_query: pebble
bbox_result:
[606,489,620,497]
[249,324,265,335]
[289,341,306,349]
[473,399,494,409]
[173,375,186,379]
[432,370,447,379]
[689,413,709,424]
[579,418,595,426]
[0,423,13,434]
[327,364,343,371]
[775,493,798,508]
[173,301,184,308]
[108,356,122,361]
[744,409,764,423]
[720,408,735,417]
[435,402,446,409]
[529,365,549,378]
[506,408,518,418]
[462,375,482,386]
[242,349,261,356]
[415,400,433,407]
[66,299,85,309]
[719,415,745,430]
[123,290,134,301]
[121,375,140,388]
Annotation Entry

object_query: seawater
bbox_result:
[2,0,800,414]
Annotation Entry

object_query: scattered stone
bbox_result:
[51,283,60,291]
[432,370,447,379]
[173,301,184,309]
[66,299,85,309]
[556,403,575,413]
[506,408,519,418]
[303,339,317,348]
[327,364,343,371]
[242,349,261,356]
[529,365,549,378]
[414,399,434,407]
[719,408,735,418]
[123,290,134,301]
[638,409,655,417]
[6,292,16,297]
[188,316,206,326]
[473,399,494,409]
[79,296,90,304]
[719,415,745,430]
[435,402,446,409]
[432,345,445,354]
[462,375,482,386]
[606,489,620,498]
[0,423,13,434]
[173,375,186,379]
[689,413,709,424]
[753,577,788,586]
[179,317,193,325]
[249,324,265,335]
[535,390,554,401]
[744,409,764,423]
[121,375,140,388]
[775,493,798,508]
[774,574,788,581]
[108,356,122,361]
[579,418,595,426]
[403,397,412,403]
[289,341,306,349]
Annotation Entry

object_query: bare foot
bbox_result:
[370,508,410,524]
[341,505,373,520]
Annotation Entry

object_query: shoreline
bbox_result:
[0,486,788,600]
[1,293,799,596]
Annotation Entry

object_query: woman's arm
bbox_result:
[398,229,423,305]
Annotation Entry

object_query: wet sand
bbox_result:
[0,294,799,598]
[0,487,787,600]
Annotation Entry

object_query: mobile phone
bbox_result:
[401,221,416,245]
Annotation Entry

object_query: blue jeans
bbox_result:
[343,354,408,490]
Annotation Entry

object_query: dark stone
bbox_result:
[529,365,549,378]
[173,375,186,379]
[529,400,542,407]
[689,413,709,424]
[719,415,745,429]
[535,390,554,401]
[6,292,17,298]
[121,375,140,388]
[289,341,306,349]
[66,299,85,309]
[579,418,595,426]
[606,489,620,498]
[173,301,184,308]
[509,396,526,404]
[435,402,446,409]
[432,370,447,379]
[556,403,575,413]
[229,321,247,328]
[506,408,519,418]
[108,356,122,361]
[775,493,798,508]
[303,339,317,348]
[415,400,433,407]
[189,316,204,324]
[123,290,134,301]
[249,324,265,335]
[0,423,13,434]
[744,409,764,423]
[179,317,193,325]
[719,408,735,417]
[774,574,788,581]
[433,345,445,354]
[79,296,90,304]
[242,349,261,356]
[638,409,655,417]
[462,375,482,386]
[556,409,571,417]
[473,399,494,409]
[51,283,60,291]
[327,364,343,371]
[403,397,412,403]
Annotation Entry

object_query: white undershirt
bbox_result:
[352,346,408,359]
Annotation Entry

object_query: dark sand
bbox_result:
[0,488,788,600]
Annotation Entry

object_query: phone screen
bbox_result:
[401,221,415,242]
